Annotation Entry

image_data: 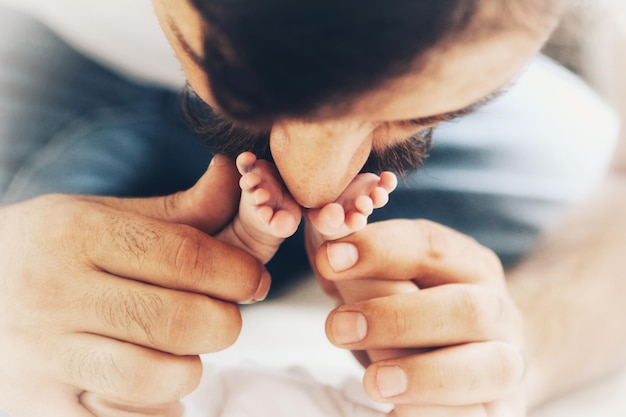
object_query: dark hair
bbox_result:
[187,0,562,126]
[188,0,478,125]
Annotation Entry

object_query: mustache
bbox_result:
[181,86,431,175]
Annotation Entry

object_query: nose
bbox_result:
[270,120,374,208]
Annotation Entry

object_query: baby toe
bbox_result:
[354,195,374,215]
[240,172,262,191]
[370,187,390,208]
[253,188,271,205]
[379,171,398,192]
[345,211,368,232]
[236,152,258,174]
[309,203,345,236]
[270,210,299,238]
[256,205,274,224]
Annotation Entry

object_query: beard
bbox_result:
[181,84,432,176]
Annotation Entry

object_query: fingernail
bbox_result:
[376,366,407,398]
[327,242,358,272]
[331,311,368,344]
[253,272,271,301]
[242,272,271,304]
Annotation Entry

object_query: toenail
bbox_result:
[327,242,358,272]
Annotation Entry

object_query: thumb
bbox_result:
[94,154,241,234]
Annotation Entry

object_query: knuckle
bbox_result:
[61,346,123,396]
[169,228,207,284]
[389,306,409,342]
[63,346,201,404]
[488,342,526,389]
[414,219,445,264]
[210,302,243,351]
[127,355,202,403]
[414,219,473,269]
[170,356,204,400]
[91,287,163,345]
[368,299,407,343]
[412,219,505,281]
[241,271,264,301]
[160,296,242,355]
[104,215,162,266]
[455,286,504,338]
[162,302,197,355]
[479,246,505,280]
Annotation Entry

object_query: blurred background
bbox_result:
[544,0,626,164]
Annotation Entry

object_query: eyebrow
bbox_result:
[167,15,205,67]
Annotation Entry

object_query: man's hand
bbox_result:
[0,156,270,417]
[314,219,526,416]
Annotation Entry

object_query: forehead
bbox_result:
[294,25,549,126]
[161,0,554,123]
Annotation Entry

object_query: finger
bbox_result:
[89,154,241,235]
[2,383,95,417]
[363,342,525,406]
[80,206,269,303]
[315,273,342,301]
[56,333,203,406]
[69,271,243,355]
[316,219,504,288]
[388,404,489,417]
[332,278,420,363]
[327,284,522,350]
[80,393,184,417]
[387,398,521,417]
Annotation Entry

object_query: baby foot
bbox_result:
[305,170,417,366]
[307,171,397,241]
[217,152,302,263]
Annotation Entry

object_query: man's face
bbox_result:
[153,0,557,208]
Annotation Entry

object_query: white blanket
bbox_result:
[184,365,384,417]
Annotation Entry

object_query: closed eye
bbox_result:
[394,88,507,128]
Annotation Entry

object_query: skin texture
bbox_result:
[6,1,626,417]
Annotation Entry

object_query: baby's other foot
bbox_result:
[307,171,397,240]
[224,152,301,263]
[237,152,301,239]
